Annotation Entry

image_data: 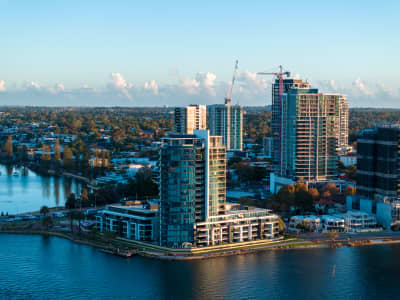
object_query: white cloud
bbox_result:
[25,81,41,90]
[2,73,399,108]
[109,72,132,99]
[236,70,268,94]
[353,77,374,96]
[144,80,159,95]
[48,83,65,94]
[178,72,217,96]
[179,77,200,95]
[0,80,5,92]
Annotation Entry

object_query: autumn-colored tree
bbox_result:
[323,183,339,197]
[41,145,51,161]
[54,139,61,161]
[322,190,331,199]
[4,136,12,158]
[295,182,308,192]
[63,146,73,169]
[308,188,320,201]
[344,185,356,196]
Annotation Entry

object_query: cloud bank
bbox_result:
[0,73,398,107]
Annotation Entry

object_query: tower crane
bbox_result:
[225,60,239,104]
[257,65,290,102]
[257,65,290,173]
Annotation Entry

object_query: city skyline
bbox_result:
[0,1,399,107]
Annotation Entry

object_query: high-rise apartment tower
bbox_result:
[159,130,226,247]
[208,103,243,151]
[271,78,349,181]
[174,105,206,134]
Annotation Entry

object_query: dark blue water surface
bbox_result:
[1,234,400,299]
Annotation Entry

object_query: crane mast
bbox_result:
[225,60,239,104]
[257,65,291,174]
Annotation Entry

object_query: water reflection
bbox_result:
[0,164,83,214]
[54,177,60,206]
[2,235,400,299]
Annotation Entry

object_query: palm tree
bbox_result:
[40,205,50,217]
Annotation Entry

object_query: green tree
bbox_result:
[65,193,76,209]
[275,185,295,212]
[294,189,314,212]
[128,167,158,199]
[42,216,53,229]
[40,205,50,217]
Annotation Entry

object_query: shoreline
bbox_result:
[2,230,400,260]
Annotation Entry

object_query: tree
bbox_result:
[295,182,308,192]
[294,189,313,212]
[63,146,73,169]
[101,150,107,169]
[65,193,76,209]
[323,183,339,197]
[344,185,356,196]
[4,136,12,158]
[321,190,331,199]
[40,205,50,217]
[80,188,89,207]
[308,188,320,201]
[42,216,53,229]
[128,167,158,199]
[41,145,51,161]
[275,185,295,211]
[54,139,61,162]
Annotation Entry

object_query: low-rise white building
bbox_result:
[194,207,280,247]
[289,215,321,232]
[321,215,345,232]
[339,211,378,233]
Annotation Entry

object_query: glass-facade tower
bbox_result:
[159,130,226,248]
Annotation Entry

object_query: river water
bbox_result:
[2,167,400,299]
[1,234,400,299]
[0,164,82,215]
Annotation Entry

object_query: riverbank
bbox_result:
[0,229,322,259]
[3,227,400,261]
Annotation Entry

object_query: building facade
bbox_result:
[208,104,243,151]
[159,130,279,248]
[174,105,207,134]
[195,208,279,247]
[96,203,159,242]
[263,137,273,158]
[271,78,348,181]
[159,130,226,247]
[357,126,400,200]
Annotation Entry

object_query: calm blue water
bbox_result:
[0,165,82,215]
[1,234,400,299]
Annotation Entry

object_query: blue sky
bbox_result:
[0,0,399,106]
